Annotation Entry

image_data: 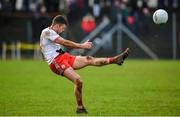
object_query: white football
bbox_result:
[153,9,168,24]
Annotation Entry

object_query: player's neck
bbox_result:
[50,25,58,33]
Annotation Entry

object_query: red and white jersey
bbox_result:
[40,27,61,64]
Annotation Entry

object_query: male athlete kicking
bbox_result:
[40,15,129,113]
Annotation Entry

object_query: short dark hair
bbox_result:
[52,15,68,25]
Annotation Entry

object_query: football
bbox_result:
[153,9,168,24]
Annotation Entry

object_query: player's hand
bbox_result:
[81,40,92,49]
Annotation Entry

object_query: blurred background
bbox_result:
[0,0,179,60]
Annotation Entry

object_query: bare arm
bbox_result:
[54,37,92,49]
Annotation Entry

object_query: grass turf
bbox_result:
[0,60,180,115]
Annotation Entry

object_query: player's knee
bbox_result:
[86,56,94,64]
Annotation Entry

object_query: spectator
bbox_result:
[81,13,96,34]
[1,0,15,12]
[92,0,101,19]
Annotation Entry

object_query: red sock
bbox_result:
[108,57,116,64]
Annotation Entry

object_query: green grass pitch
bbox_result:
[0,60,180,116]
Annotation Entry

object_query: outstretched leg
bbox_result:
[73,48,129,69]
[63,67,88,113]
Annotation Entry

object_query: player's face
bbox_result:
[58,24,66,34]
